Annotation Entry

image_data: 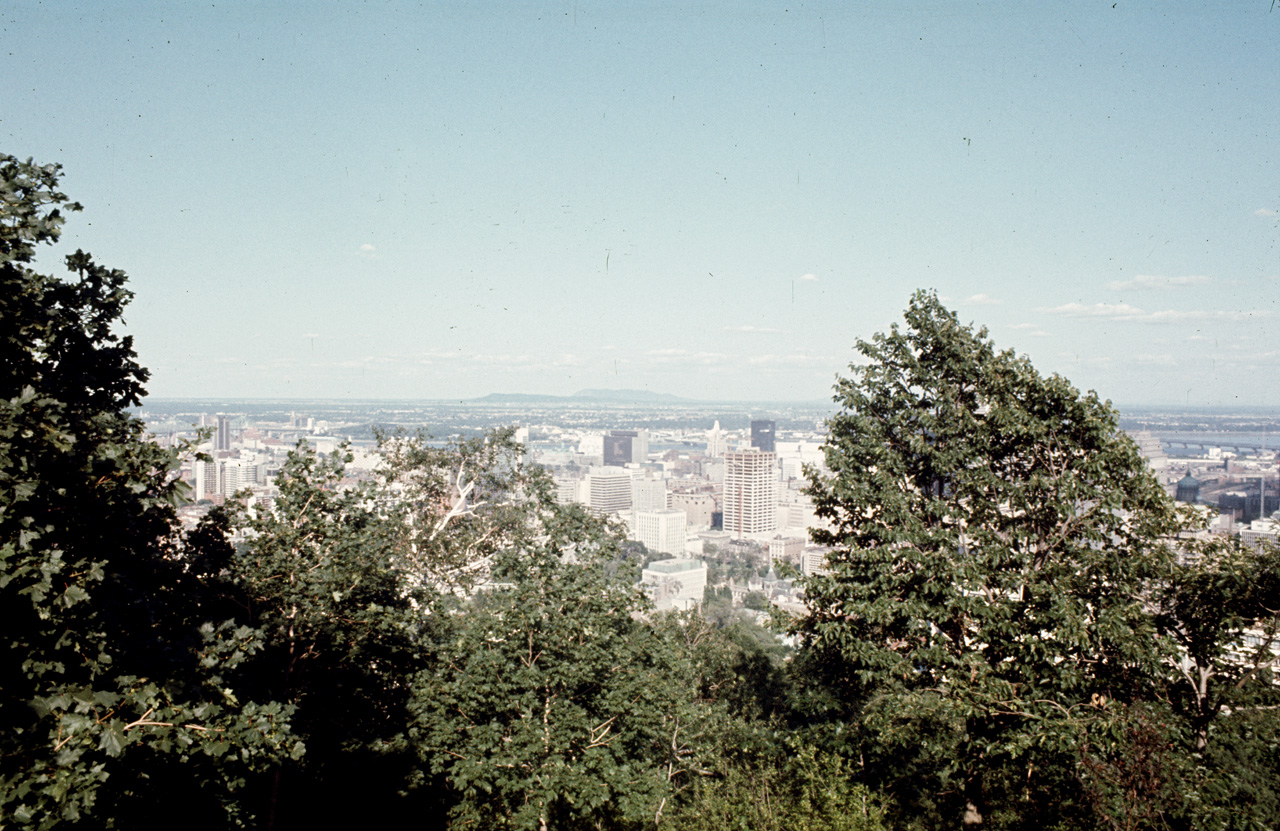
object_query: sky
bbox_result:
[3,1,1277,406]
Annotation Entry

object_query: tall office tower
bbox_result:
[706,420,726,458]
[193,458,217,499]
[1127,430,1169,471]
[219,459,254,497]
[578,434,605,456]
[603,433,632,467]
[630,429,649,464]
[750,419,776,453]
[631,477,668,512]
[604,429,649,465]
[634,509,688,556]
[215,415,231,452]
[723,449,777,537]
[587,467,633,515]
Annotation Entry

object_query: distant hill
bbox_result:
[473,389,688,404]
[570,389,686,403]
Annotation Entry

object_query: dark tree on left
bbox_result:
[0,155,294,829]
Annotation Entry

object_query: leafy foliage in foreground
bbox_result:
[1,155,293,828]
[795,291,1280,829]
[413,544,691,830]
[4,157,1278,830]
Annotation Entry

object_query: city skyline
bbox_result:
[4,2,1277,407]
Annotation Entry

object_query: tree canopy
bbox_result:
[1,155,294,828]
[795,291,1280,829]
[5,158,1277,831]
[798,291,1185,827]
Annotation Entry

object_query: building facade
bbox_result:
[634,509,688,557]
[641,557,707,612]
[750,419,776,453]
[723,449,777,537]
[587,467,633,515]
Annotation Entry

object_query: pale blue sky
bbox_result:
[4,2,1277,405]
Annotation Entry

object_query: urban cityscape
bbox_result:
[139,395,1280,619]
[7,2,1278,827]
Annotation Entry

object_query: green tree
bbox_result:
[669,732,888,831]
[1152,537,1280,829]
[795,291,1182,828]
[217,442,430,828]
[0,155,293,828]
[410,509,700,830]
[220,429,637,827]
[1159,537,1280,751]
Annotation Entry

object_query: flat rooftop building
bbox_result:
[641,557,707,612]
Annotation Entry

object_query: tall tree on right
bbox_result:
[795,291,1185,829]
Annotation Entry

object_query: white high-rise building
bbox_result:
[193,458,217,499]
[723,450,777,537]
[553,474,579,506]
[634,509,687,557]
[706,420,726,458]
[219,459,256,497]
[587,467,632,515]
[631,477,668,512]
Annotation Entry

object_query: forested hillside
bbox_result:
[4,156,1278,830]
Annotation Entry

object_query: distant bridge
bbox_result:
[1161,438,1278,455]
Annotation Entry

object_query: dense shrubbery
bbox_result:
[4,157,1278,830]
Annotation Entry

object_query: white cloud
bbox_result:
[722,325,784,334]
[1134,354,1178,367]
[358,243,378,259]
[1143,309,1271,323]
[469,353,537,366]
[745,353,834,368]
[1040,302,1145,318]
[1039,303,1271,324]
[1009,323,1037,330]
[798,273,818,282]
[1106,274,1211,291]
[644,349,728,366]
[963,293,1000,305]
[1255,208,1277,217]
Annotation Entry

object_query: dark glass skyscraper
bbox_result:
[216,415,231,452]
[750,419,776,453]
